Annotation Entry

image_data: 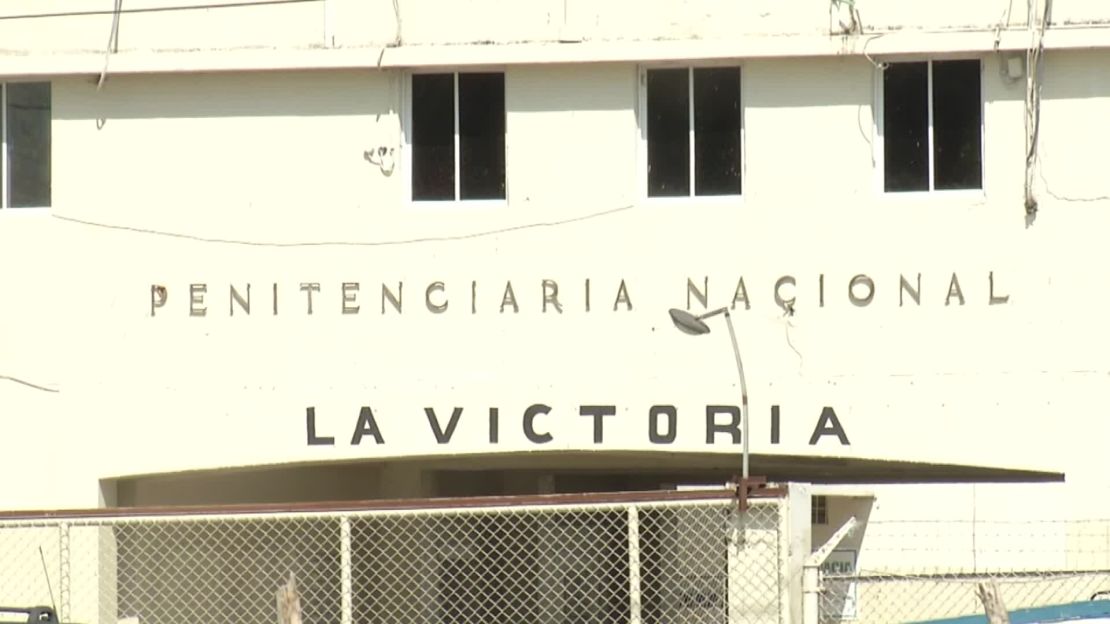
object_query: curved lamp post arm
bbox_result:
[721,310,750,480]
[668,306,751,481]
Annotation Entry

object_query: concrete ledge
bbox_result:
[2,24,1110,76]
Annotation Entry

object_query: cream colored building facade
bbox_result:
[1,0,1109,571]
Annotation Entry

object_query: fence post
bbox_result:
[628,505,642,624]
[802,564,820,624]
[340,516,353,624]
[59,522,70,621]
[783,484,813,624]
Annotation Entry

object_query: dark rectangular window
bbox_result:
[694,67,742,196]
[646,67,742,198]
[932,60,982,190]
[4,82,51,208]
[458,73,505,200]
[411,74,455,201]
[883,62,929,192]
[883,60,981,192]
[411,72,505,202]
[812,495,828,525]
[647,68,689,197]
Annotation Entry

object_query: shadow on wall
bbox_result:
[508,64,636,113]
[743,57,875,110]
[812,494,873,558]
[53,70,395,121]
[1033,50,1110,204]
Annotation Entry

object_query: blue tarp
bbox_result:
[911,600,1110,624]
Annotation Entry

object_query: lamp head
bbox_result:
[668,308,711,335]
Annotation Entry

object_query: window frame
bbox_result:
[2,83,6,209]
[402,69,508,207]
[811,495,829,526]
[874,57,986,197]
[637,62,746,203]
[1,81,52,211]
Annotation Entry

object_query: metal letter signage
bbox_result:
[153,273,1009,317]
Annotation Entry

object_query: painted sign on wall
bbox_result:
[304,404,852,448]
[821,550,859,620]
[148,272,1009,317]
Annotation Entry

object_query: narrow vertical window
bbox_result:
[883,62,929,192]
[694,67,742,196]
[647,68,689,197]
[1,86,4,204]
[410,72,505,202]
[411,74,455,201]
[0,83,4,203]
[812,495,828,525]
[2,82,51,208]
[932,60,982,190]
[646,66,741,198]
[883,60,981,192]
[458,73,505,200]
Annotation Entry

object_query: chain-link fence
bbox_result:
[821,569,1110,623]
[0,490,787,624]
[818,519,1110,623]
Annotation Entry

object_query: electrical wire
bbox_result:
[1037,162,1110,203]
[858,34,888,166]
[97,0,124,90]
[782,313,804,368]
[51,203,637,248]
[993,0,1017,50]
[1023,0,1050,215]
[391,0,402,46]
[856,101,873,165]
[38,547,58,614]
[860,33,888,71]
[0,0,322,22]
[0,374,60,393]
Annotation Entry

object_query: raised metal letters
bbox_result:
[153,273,1010,317]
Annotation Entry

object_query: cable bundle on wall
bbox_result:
[1024,0,1051,217]
[97,0,124,90]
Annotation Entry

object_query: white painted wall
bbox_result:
[0,0,1108,73]
[0,0,395,53]
[0,47,1108,564]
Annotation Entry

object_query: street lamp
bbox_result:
[668,307,751,480]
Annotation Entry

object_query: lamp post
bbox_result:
[668,307,751,480]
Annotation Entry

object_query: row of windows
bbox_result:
[0,63,981,210]
[407,60,984,202]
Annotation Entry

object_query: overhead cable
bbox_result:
[51,203,637,248]
[0,374,60,393]
[0,0,321,22]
